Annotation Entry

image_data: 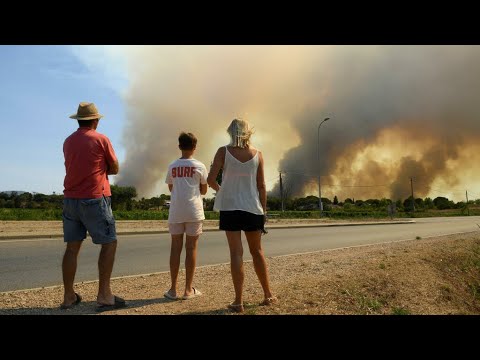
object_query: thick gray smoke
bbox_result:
[272,45,480,201]
[115,46,480,201]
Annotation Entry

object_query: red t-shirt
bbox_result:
[63,128,117,198]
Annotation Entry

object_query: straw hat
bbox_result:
[69,102,104,120]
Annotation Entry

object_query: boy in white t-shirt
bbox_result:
[164,132,208,301]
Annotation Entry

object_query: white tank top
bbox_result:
[213,146,264,215]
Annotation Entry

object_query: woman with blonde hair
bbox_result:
[208,118,277,313]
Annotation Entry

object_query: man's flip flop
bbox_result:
[95,295,127,313]
[60,292,82,310]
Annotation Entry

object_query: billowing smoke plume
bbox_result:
[116,46,480,201]
[116,46,315,196]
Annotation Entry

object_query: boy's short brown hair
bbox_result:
[178,132,197,150]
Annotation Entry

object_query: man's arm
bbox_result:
[107,160,119,175]
[168,184,173,192]
[199,183,208,195]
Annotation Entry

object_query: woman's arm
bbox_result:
[207,147,225,192]
[256,151,267,214]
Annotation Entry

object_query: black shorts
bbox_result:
[219,210,265,232]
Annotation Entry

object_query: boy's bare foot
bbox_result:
[164,289,179,300]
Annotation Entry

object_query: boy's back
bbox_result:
[166,158,208,223]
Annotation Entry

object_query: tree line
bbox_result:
[1,185,477,212]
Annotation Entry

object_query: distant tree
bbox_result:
[33,193,49,203]
[395,199,403,210]
[366,199,380,207]
[267,197,282,211]
[379,198,391,208]
[111,185,137,211]
[403,196,414,212]
[433,196,451,210]
[160,194,171,201]
[424,197,434,209]
[293,195,319,210]
[355,199,364,207]
[13,193,22,208]
[48,194,64,208]
[414,198,424,210]
[18,192,33,209]
[344,198,353,204]
[455,201,466,210]
[333,195,338,205]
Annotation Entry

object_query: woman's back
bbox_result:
[213,146,264,215]
[225,146,258,163]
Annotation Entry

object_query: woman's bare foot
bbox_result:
[260,296,278,306]
[228,303,245,313]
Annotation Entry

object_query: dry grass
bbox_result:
[1,232,479,315]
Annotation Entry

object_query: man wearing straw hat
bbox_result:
[61,102,126,312]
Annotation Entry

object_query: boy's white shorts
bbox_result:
[168,221,203,236]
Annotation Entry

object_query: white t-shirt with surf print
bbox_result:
[165,158,208,223]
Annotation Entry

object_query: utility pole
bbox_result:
[410,177,415,213]
[317,117,330,216]
[466,190,470,216]
[279,171,284,212]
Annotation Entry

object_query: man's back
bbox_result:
[63,127,117,199]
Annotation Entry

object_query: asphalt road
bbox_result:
[1,216,479,292]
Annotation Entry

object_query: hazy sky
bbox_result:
[0,45,126,195]
[1,45,479,202]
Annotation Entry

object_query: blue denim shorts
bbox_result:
[63,196,117,244]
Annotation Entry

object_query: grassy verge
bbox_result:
[1,208,480,221]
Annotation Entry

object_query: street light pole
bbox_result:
[318,117,330,216]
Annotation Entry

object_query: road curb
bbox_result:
[0,220,416,241]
